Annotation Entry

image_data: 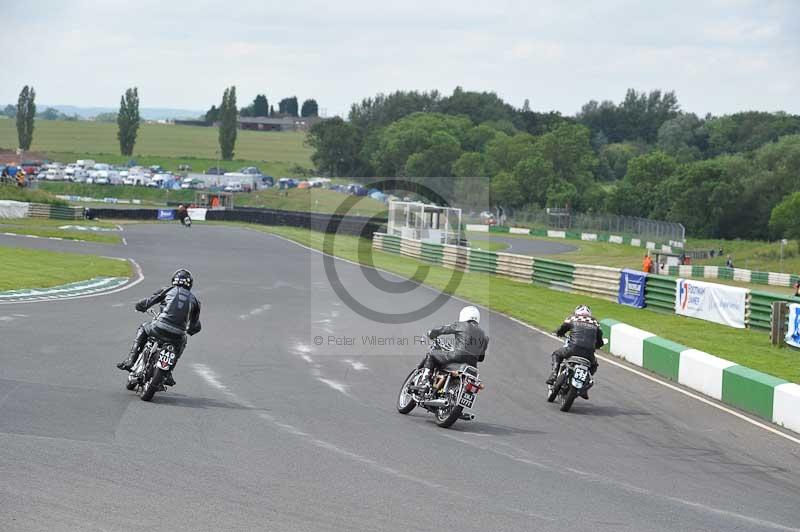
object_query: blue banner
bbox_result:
[786,303,800,348]
[618,269,647,308]
[157,209,175,220]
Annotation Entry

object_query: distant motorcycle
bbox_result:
[181,216,192,228]
[546,344,594,412]
[125,309,177,401]
[396,336,485,428]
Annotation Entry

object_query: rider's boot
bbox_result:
[118,326,147,371]
[164,371,176,387]
[545,368,558,385]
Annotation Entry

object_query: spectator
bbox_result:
[642,254,654,274]
[679,252,687,265]
[709,249,716,258]
[726,255,734,268]
[794,279,800,297]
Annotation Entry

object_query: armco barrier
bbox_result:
[495,253,533,282]
[442,244,469,270]
[601,319,800,434]
[572,264,620,301]
[86,207,386,237]
[468,249,498,274]
[644,274,675,312]
[27,203,83,220]
[668,263,800,290]
[532,258,574,290]
[420,242,444,265]
[748,290,800,330]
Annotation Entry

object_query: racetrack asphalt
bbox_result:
[1,223,798,532]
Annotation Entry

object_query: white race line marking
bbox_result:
[192,362,551,522]
[343,359,368,371]
[300,355,314,364]
[265,232,800,445]
[441,432,800,532]
[122,237,127,246]
[316,378,350,396]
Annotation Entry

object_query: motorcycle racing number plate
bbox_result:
[573,366,589,382]
[157,350,175,370]
[459,391,475,409]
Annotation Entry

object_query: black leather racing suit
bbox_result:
[420,320,489,370]
[552,315,603,374]
[128,285,202,368]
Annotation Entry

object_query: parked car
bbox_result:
[178,164,192,171]
[180,177,206,189]
[261,176,274,187]
[223,181,243,192]
[278,178,298,190]
[238,166,262,175]
[346,183,367,196]
[205,167,226,175]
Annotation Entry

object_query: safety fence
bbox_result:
[27,202,83,220]
[85,207,386,238]
[667,264,800,290]
[465,224,683,252]
[372,233,800,332]
[601,319,800,434]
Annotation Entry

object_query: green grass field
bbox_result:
[0,119,314,176]
[0,218,122,243]
[0,184,69,205]
[39,182,196,204]
[217,223,800,383]
[0,246,131,290]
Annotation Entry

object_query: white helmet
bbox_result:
[574,305,592,317]
[459,305,481,323]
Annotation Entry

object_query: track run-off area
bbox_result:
[1,223,798,532]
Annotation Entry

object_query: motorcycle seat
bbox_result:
[566,356,592,366]
[443,363,479,377]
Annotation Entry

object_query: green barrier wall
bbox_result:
[488,225,510,233]
[749,290,800,330]
[468,249,497,274]
[642,336,685,381]
[420,242,443,264]
[532,258,575,288]
[644,274,675,312]
[381,234,402,254]
[722,365,788,420]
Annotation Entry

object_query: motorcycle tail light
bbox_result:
[465,382,481,394]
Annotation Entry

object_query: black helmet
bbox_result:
[172,269,193,290]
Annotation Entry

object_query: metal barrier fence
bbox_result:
[505,208,685,243]
[28,203,83,220]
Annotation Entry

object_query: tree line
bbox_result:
[308,87,800,240]
[204,94,319,123]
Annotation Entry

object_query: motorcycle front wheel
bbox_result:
[397,369,419,414]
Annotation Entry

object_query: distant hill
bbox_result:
[41,105,204,121]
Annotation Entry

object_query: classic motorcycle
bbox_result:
[125,309,178,402]
[546,349,594,412]
[396,337,485,428]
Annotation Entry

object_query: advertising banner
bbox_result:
[157,209,174,220]
[675,278,747,328]
[618,269,647,308]
[187,208,207,221]
[785,304,800,348]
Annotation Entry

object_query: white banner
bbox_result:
[0,200,29,219]
[609,235,623,244]
[465,224,489,232]
[547,230,566,238]
[509,227,530,235]
[675,278,747,328]
[785,304,800,348]
[581,233,597,241]
[187,208,207,221]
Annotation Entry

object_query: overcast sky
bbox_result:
[4,0,798,117]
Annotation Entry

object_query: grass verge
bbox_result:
[0,184,68,206]
[228,223,800,383]
[0,246,131,290]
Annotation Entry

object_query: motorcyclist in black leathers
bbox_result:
[547,305,603,398]
[412,306,489,392]
[117,269,201,386]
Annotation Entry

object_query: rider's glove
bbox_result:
[135,300,147,312]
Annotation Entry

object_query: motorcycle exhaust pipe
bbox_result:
[460,412,475,421]
[419,398,449,408]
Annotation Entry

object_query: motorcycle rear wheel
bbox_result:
[434,380,463,428]
[141,367,164,402]
[559,387,578,412]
